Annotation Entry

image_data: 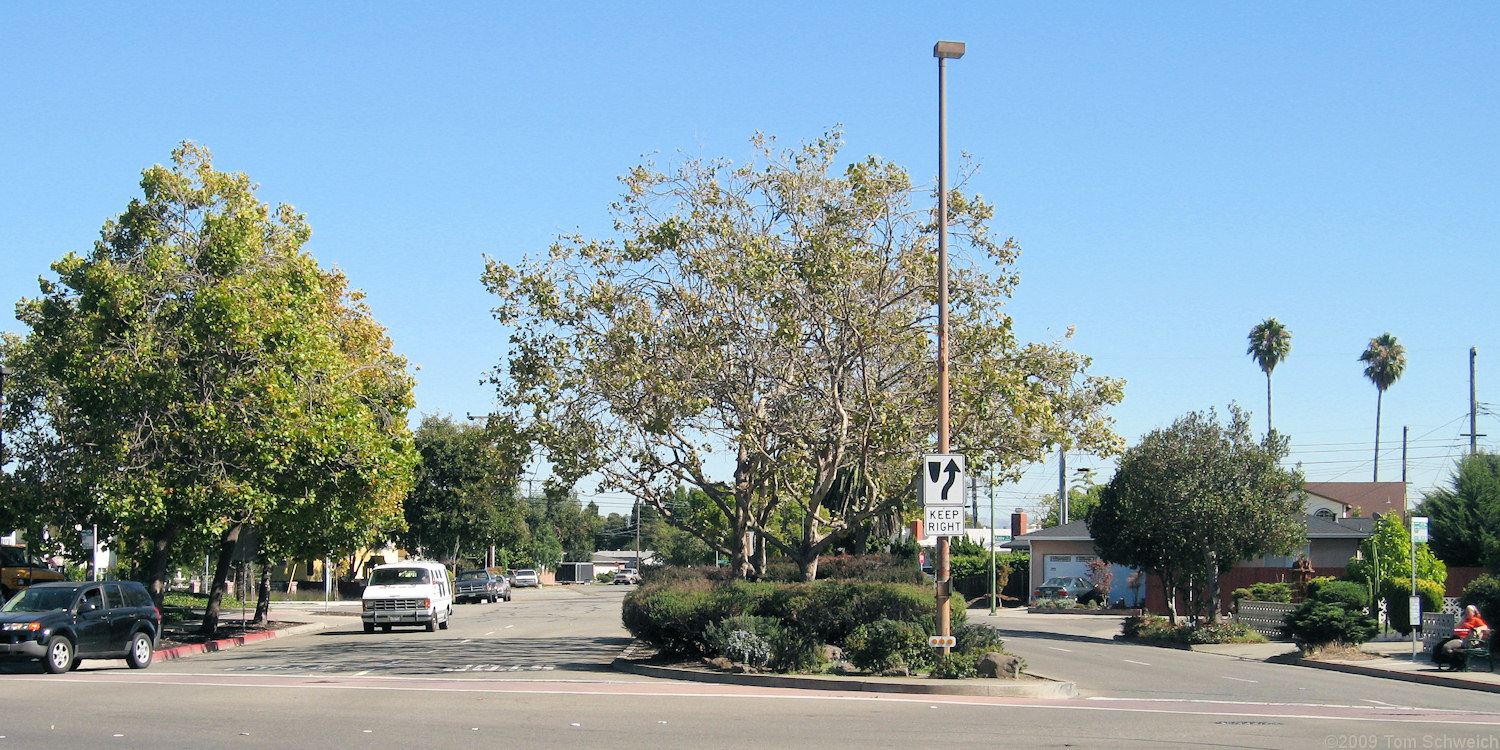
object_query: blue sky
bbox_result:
[3,4,1496,520]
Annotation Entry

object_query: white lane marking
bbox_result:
[352,670,370,677]
[1123,659,1151,666]
[484,632,495,636]
[1047,646,1073,653]
[1222,676,1258,683]
[504,625,514,630]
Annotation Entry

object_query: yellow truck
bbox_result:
[1,545,65,602]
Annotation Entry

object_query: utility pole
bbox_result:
[1471,347,1481,455]
[1058,447,1068,525]
[988,465,997,616]
[932,39,965,654]
[1402,426,1408,486]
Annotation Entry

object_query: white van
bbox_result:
[361,560,453,633]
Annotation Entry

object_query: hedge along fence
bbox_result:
[621,578,965,658]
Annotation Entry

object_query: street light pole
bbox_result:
[933,39,965,653]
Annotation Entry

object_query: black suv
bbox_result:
[0,581,161,673]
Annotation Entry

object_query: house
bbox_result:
[1301,482,1406,520]
[1005,482,1392,611]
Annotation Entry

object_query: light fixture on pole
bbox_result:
[933,39,964,653]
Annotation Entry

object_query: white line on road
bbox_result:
[1047,646,1073,653]
[484,632,495,636]
[1222,676,1258,683]
[1123,659,1151,666]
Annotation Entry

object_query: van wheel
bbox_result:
[126,632,154,669]
[363,622,375,634]
[44,635,74,674]
[438,610,450,630]
[426,616,437,632]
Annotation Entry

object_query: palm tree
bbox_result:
[1359,333,1407,481]
[1246,317,1292,434]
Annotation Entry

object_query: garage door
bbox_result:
[1043,554,1096,581]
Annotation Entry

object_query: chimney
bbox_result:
[1010,511,1028,538]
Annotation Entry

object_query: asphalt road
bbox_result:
[2,587,1498,749]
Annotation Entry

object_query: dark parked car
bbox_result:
[1031,576,1104,606]
[454,570,510,604]
[0,581,161,673]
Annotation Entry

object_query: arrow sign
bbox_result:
[921,454,966,507]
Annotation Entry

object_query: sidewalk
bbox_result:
[154,605,350,662]
[1187,634,1500,694]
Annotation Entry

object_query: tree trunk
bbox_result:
[1266,372,1274,435]
[795,551,818,582]
[200,522,243,636]
[252,554,272,624]
[1205,548,1222,624]
[1160,570,1178,625]
[1373,388,1383,481]
[144,524,178,609]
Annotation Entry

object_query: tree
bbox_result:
[1036,481,1104,529]
[483,129,1124,581]
[400,415,530,565]
[1246,317,1291,435]
[1415,452,1500,570]
[1088,406,1305,624]
[1359,333,1406,482]
[8,143,416,633]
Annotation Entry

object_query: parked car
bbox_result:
[454,570,510,604]
[611,569,641,585]
[1032,576,1104,606]
[0,580,161,674]
[1,545,66,602]
[510,569,540,588]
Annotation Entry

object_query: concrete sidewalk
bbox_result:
[1177,633,1500,694]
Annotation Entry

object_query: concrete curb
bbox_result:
[610,657,1076,698]
[1296,658,1500,694]
[156,621,330,662]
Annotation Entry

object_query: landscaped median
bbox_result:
[618,567,1073,695]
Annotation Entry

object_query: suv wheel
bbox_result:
[126,632,154,669]
[44,635,74,674]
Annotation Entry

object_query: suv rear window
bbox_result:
[124,584,154,608]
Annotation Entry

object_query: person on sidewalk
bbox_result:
[1456,605,1490,648]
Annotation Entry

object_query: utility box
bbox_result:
[555,561,595,584]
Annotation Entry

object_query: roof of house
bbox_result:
[1302,482,1407,518]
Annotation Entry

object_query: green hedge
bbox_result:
[621,577,974,669]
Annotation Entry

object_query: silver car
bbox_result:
[510,569,540,588]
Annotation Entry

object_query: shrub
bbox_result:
[1122,614,1181,641]
[1281,581,1378,649]
[929,652,977,679]
[621,579,716,655]
[954,622,1005,655]
[1185,622,1264,644]
[845,619,932,673]
[704,615,781,667]
[766,628,824,673]
[1460,575,1500,624]
[1231,582,1294,604]
[1380,577,1444,635]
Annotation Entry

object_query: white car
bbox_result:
[510,569,540,588]
[611,569,641,585]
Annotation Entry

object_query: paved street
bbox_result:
[3,587,1499,749]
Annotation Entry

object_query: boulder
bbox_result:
[976,652,1020,679]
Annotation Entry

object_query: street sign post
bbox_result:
[921,454,967,509]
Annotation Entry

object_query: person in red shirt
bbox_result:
[1456,604,1490,646]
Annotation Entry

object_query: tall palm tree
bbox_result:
[1246,317,1292,435]
[1359,332,1407,481]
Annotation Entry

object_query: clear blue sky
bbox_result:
[4,4,1496,520]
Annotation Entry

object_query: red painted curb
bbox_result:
[155,624,313,661]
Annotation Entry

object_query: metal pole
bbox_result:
[933,40,965,654]
[1472,347,1480,455]
[1410,519,1418,661]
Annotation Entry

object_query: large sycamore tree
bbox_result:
[8,143,417,631]
[1089,405,1304,624]
[484,130,1124,580]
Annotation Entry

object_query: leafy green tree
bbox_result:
[483,129,1123,580]
[1246,317,1291,435]
[401,415,529,565]
[1036,482,1104,529]
[8,144,416,633]
[1415,452,1500,570]
[1359,333,1406,482]
[1089,406,1305,624]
